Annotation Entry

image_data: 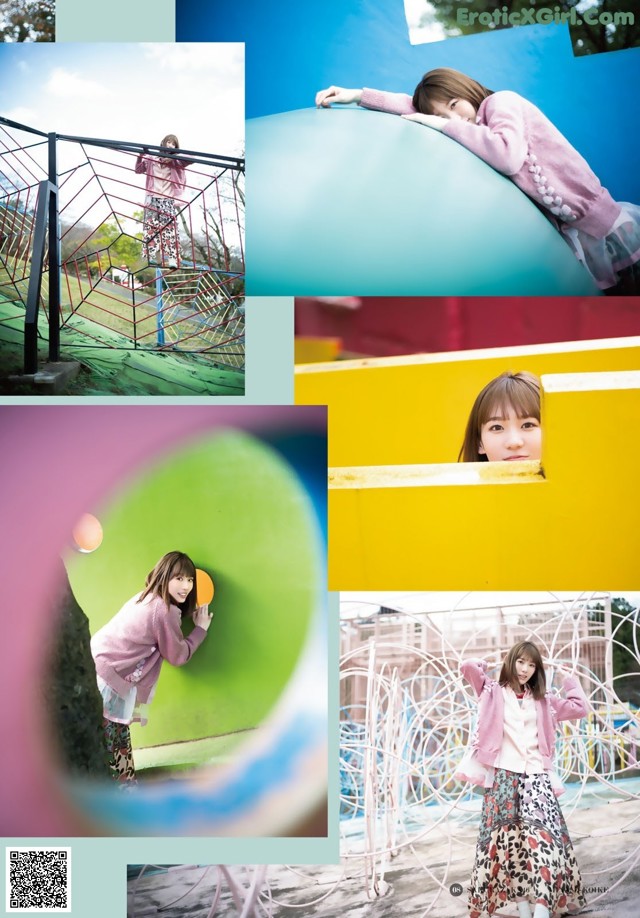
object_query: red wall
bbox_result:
[295,298,640,357]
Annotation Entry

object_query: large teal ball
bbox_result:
[247,107,600,296]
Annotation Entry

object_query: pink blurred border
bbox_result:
[0,405,326,835]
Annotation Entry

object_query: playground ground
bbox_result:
[127,785,640,918]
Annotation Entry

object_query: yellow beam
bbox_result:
[296,336,640,466]
[294,335,342,364]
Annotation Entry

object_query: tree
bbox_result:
[46,558,109,778]
[88,216,144,270]
[422,0,640,57]
[588,598,639,706]
[1,0,54,42]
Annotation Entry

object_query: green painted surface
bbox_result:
[0,296,244,395]
[66,430,319,749]
[133,730,254,774]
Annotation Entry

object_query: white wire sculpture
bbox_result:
[128,593,640,917]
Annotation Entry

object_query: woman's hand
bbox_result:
[402,113,448,131]
[555,666,574,687]
[315,86,363,107]
[193,604,213,631]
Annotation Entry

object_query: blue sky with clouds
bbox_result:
[0,42,244,156]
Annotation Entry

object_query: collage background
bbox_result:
[2,1,639,915]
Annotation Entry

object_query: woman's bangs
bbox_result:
[483,381,539,424]
[170,558,195,579]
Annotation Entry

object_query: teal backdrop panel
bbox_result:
[56,1,174,42]
[247,107,599,297]
[66,429,319,750]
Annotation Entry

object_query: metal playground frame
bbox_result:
[0,115,245,375]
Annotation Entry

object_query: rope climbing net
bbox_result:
[0,116,244,368]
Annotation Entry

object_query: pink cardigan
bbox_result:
[460,658,589,771]
[91,593,207,703]
[135,153,187,198]
[360,87,621,238]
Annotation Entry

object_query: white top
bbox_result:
[153,162,175,198]
[494,685,544,774]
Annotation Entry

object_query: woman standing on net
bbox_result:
[135,133,188,270]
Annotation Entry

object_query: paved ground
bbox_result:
[127,793,640,918]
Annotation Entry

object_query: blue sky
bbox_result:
[0,42,244,157]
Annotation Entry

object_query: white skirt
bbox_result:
[97,675,152,726]
[562,202,640,291]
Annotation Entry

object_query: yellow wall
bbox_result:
[295,342,640,589]
[295,337,640,466]
[294,336,342,364]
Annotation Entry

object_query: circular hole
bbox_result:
[38,417,327,835]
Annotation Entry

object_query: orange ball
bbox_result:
[195,568,215,605]
[72,513,103,553]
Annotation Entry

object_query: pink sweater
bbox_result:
[360,87,621,238]
[91,593,207,703]
[135,154,187,198]
[460,658,588,771]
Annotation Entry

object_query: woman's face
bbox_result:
[163,138,177,148]
[168,571,194,604]
[478,403,542,462]
[516,656,537,686]
[430,98,477,123]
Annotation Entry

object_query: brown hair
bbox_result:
[160,134,180,149]
[458,371,541,462]
[138,550,196,615]
[412,68,493,115]
[499,641,546,700]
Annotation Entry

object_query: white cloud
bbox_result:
[3,107,38,127]
[140,42,244,75]
[46,68,115,100]
[1,43,244,173]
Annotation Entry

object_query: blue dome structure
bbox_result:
[247,107,600,296]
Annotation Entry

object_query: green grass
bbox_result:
[0,251,244,394]
[1,256,244,364]
[0,295,245,395]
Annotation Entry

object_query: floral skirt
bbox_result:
[561,202,640,294]
[102,718,137,786]
[143,194,180,267]
[468,769,585,918]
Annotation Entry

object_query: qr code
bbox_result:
[6,848,71,912]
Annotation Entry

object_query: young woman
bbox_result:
[458,371,541,463]
[135,134,188,269]
[91,551,212,785]
[316,70,640,294]
[456,642,588,918]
